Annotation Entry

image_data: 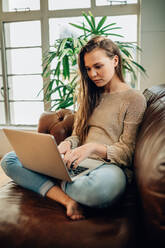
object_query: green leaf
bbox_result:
[50,101,62,111]
[122,64,131,71]
[102,27,122,32]
[96,16,107,31]
[44,80,55,100]
[120,48,133,59]
[54,61,61,78]
[88,11,96,29]
[73,38,78,48]
[70,74,78,85]
[78,38,87,47]
[82,11,95,31]
[123,60,137,81]
[131,60,146,73]
[58,97,74,109]
[69,23,91,33]
[57,38,67,55]
[118,44,136,50]
[59,49,72,63]
[42,52,57,76]
[100,22,117,31]
[62,55,70,79]
[104,33,124,38]
[45,85,65,100]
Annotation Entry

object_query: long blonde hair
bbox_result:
[73,36,125,145]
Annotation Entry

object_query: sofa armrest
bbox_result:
[134,84,165,246]
[37,109,74,145]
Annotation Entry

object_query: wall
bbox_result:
[140,0,165,91]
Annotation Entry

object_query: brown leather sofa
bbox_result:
[0,84,165,248]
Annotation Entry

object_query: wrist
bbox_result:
[62,140,71,148]
[93,143,107,159]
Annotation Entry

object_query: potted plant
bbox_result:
[41,11,146,111]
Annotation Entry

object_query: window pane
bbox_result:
[96,15,137,42]
[5,21,41,47]
[0,76,6,124]
[49,15,137,45]
[0,50,2,75]
[10,102,44,125]
[49,17,83,46]
[2,0,40,12]
[8,75,43,100]
[0,102,6,124]
[6,48,42,74]
[0,76,4,101]
[49,0,90,10]
[96,0,137,6]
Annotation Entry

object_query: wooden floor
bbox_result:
[0,159,12,187]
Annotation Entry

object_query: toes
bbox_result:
[66,200,85,220]
[66,208,73,217]
[66,204,75,217]
[70,214,85,221]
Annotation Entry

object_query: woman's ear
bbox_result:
[113,55,119,67]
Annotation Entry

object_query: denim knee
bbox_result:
[0,151,55,196]
[96,165,127,208]
[85,177,125,208]
[64,164,127,208]
[0,151,17,176]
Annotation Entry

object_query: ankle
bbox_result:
[64,197,75,208]
[46,185,74,208]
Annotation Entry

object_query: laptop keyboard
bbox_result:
[68,166,88,177]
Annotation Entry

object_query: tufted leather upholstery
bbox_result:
[38,109,74,144]
[134,84,165,247]
[0,84,165,248]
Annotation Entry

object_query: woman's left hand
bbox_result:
[63,143,94,169]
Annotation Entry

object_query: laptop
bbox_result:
[3,128,103,182]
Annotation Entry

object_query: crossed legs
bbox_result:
[1,151,127,220]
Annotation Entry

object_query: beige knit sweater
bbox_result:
[65,88,147,183]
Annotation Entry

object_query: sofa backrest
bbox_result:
[134,84,165,246]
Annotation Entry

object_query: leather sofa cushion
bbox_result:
[0,181,141,248]
[134,84,165,247]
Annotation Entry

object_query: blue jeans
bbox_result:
[1,151,127,208]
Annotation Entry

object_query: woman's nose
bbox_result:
[90,69,97,78]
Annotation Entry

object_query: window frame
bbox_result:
[0,0,140,127]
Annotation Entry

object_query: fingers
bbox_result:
[58,141,71,154]
[71,159,81,169]
[63,145,90,169]
[64,150,82,169]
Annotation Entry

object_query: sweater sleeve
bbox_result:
[64,135,80,149]
[106,93,147,167]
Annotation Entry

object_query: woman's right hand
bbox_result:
[58,141,71,155]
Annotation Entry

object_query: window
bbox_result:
[96,15,137,42]
[4,21,44,125]
[0,0,140,126]
[96,0,137,6]
[48,0,90,10]
[2,0,40,12]
[0,42,6,125]
[49,17,84,46]
[0,75,6,124]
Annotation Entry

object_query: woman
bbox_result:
[1,36,146,220]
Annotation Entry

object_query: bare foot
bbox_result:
[46,185,85,220]
[66,200,85,220]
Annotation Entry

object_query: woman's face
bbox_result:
[84,48,118,90]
